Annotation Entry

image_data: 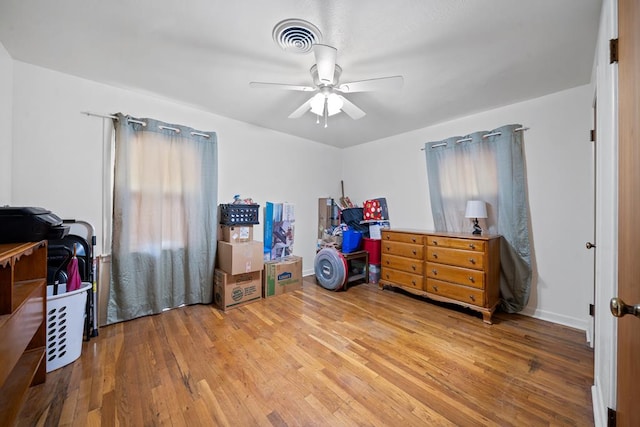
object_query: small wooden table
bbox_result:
[341,250,369,288]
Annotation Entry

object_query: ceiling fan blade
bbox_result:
[249,82,315,91]
[314,44,337,84]
[338,96,366,120]
[288,98,314,118]
[337,75,404,93]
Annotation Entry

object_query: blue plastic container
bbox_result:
[342,229,362,253]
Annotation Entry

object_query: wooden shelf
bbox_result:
[0,279,46,330]
[1,241,47,315]
[12,279,47,313]
[341,250,369,288]
[0,348,45,423]
[0,241,47,426]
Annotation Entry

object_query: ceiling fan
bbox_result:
[249,44,403,127]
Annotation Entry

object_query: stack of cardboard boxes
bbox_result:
[213,203,304,311]
[214,204,264,311]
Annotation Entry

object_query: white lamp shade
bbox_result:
[326,93,343,116]
[309,93,344,117]
[465,200,487,219]
[310,93,325,115]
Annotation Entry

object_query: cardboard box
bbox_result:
[213,269,262,311]
[218,224,254,243]
[318,197,339,239]
[217,240,264,274]
[263,255,303,298]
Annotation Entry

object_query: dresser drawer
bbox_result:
[381,267,424,291]
[427,236,485,252]
[426,247,485,270]
[382,231,423,245]
[382,253,424,275]
[382,241,423,260]
[426,263,484,289]
[426,278,485,306]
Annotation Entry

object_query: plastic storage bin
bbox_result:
[362,237,381,264]
[341,229,362,253]
[46,282,91,372]
[369,264,381,284]
[219,204,260,225]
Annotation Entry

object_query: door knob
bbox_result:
[586,242,596,249]
[610,298,640,318]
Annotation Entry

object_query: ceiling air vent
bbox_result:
[272,19,322,54]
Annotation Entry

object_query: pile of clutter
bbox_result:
[317,197,390,283]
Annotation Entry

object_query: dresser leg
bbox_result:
[482,311,493,324]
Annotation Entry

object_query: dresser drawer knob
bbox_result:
[412,238,417,243]
[469,295,476,302]
[468,258,476,264]
[468,276,474,283]
[411,280,416,286]
[412,250,417,255]
[432,269,437,275]
[432,240,438,245]
[386,260,390,265]
[469,243,475,249]
[432,253,438,259]
[432,285,439,292]
[412,265,417,271]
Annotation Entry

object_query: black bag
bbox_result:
[341,208,369,237]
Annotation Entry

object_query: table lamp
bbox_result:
[465,200,487,235]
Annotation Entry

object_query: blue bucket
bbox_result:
[342,229,362,253]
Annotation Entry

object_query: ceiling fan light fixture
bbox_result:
[309,93,343,117]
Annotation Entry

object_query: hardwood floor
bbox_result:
[17,277,594,426]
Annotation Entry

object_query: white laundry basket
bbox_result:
[46,282,91,372]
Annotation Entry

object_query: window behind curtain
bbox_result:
[426,132,499,234]
[127,136,200,252]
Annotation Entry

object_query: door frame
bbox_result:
[591,0,619,424]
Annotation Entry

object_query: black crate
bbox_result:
[219,204,260,225]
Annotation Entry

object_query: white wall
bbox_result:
[342,85,595,331]
[592,0,618,424]
[9,59,599,331]
[0,42,12,204]
[10,61,341,274]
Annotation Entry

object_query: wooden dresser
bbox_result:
[0,241,47,424]
[380,229,500,323]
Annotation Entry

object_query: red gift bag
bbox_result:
[363,199,382,220]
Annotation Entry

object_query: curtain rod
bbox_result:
[81,111,211,138]
[81,111,146,126]
[420,126,529,151]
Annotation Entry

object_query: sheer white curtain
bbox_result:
[425,124,532,312]
[107,114,217,324]
[426,132,498,234]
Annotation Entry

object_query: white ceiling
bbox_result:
[0,0,602,148]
